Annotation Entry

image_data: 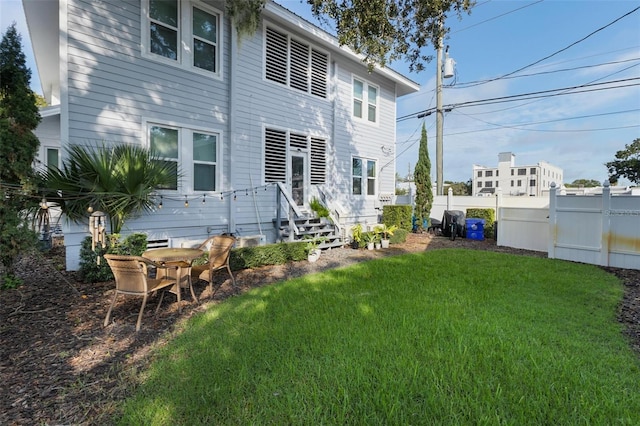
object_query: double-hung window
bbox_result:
[193,132,217,191]
[148,122,219,192]
[144,0,221,77]
[352,77,378,123]
[352,157,376,196]
[150,125,179,190]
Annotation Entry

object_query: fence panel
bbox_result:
[498,207,548,252]
[549,183,640,270]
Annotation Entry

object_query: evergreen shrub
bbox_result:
[382,205,413,232]
[229,241,307,270]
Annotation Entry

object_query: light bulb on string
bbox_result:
[245,189,248,196]
[202,194,206,205]
[233,191,237,201]
[158,195,163,209]
[184,195,189,208]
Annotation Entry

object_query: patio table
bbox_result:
[142,247,204,307]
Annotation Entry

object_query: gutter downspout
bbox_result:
[228,20,237,233]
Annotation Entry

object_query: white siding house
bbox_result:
[23,0,419,270]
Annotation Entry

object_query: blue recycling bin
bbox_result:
[465,218,485,241]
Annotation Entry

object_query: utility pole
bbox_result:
[435,41,444,196]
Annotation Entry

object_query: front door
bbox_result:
[290,153,306,206]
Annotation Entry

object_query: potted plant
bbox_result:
[375,224,398,249]
[350,223,363,249]
[305,236,325,262]
[362,231,376,250]
[309,197,330,219]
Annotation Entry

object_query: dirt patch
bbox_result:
[1,232,638,425]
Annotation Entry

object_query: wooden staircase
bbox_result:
[274,215,344,250]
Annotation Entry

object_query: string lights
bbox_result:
[0,181,278,211]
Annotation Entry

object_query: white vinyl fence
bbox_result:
[395,183,640,270]
[549,183,640,270]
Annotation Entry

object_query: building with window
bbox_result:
[472,152,563,197]
[24,0,419,270]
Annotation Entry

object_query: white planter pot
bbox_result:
[367,243,374,250]
[375,243,381,250]
[307,249,321,262]
[381,239,390,249]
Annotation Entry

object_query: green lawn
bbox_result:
[119,249,640,425]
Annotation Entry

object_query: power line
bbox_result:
[451,0,544,35]
[458,5,640,88]
[451,57,640,88]
[398,77,640,121]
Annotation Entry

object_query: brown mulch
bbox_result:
[1,233,639,425]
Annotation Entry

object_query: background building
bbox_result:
[472,152,563,196]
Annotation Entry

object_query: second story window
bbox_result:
[192,6,218,72]
[144,0,222,77]
[353,77,378,123]
[149,0,179,60]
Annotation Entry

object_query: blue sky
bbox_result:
[3,0,639,185]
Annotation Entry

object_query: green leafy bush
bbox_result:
[383,205,413,231]
[309,197,330,219]
[389,228,409,244]
[78,233,149,282]
[229,241,307,270]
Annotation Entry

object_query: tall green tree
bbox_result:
[43,144,177,234]
[228,0,475,72]
[0,23,41,283]
[445,180,472,195]
[413,123,433,230]
[606,138,640,185]
[565,179,602,188]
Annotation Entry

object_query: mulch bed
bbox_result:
[1,233,639,425]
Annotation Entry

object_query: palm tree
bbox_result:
[42,143,177,234]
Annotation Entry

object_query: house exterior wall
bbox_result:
[28,0,417,270]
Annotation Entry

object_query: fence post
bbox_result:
[495,187,502,242]
[548,182,557,259]
[601,181,611,267]
[447,187,453,210]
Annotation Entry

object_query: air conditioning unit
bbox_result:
[236,235,264,248]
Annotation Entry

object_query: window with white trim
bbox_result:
[46,148,59,170]
[144,0,221,77]
[264,128,326,184]
[265,27,328,98]
[148,122,219,192]
[352,157,376,195]
[353,77,378,123]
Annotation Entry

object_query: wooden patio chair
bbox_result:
[103,254,177,332]
[190,235,236,296]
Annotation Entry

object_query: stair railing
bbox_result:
[275,182,302,241]
[316,187,343,237]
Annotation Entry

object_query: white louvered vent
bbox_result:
[310,137,326,184]
[265,27,287,85]
[311,49,328,98]
[265,128,286,182]
[290,133,307,150]
[265,26,327,99]
[290,39,309,93]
